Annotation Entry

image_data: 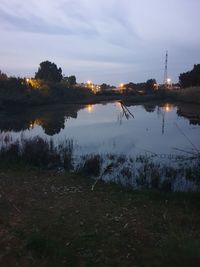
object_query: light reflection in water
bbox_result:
[0,102,200,157]
[86,104,94,113]
[162,103,173,113]
[29,119,43,129]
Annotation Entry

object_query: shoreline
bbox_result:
[1,87,200,110]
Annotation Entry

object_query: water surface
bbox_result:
[0,102,200,158]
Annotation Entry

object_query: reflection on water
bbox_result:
[161,103,174,113]
[0,104,83,135]
[86,104,94,113]
[0,102,200,157]
[177,103,200,125]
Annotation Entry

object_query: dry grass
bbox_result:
[0,169,199,267]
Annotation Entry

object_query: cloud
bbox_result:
[0,0,199,84]
[0,5,98,37]
[0,0,140,47]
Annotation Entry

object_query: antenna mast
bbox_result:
[163,50,168,85]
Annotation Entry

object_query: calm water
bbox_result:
[0,102,200,158]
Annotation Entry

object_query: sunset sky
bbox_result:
[0,0,200,85]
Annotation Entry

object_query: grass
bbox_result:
[0,136,199,192]
[0,137,73,170]
[0,168,199,267]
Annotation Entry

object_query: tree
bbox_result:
[68,75,76,86]
[0,70,8,80]
[100,83,109,91]
[62,75,77,87]
[145,79,157,91]
[179,64,200,88]
[35,61,63,82]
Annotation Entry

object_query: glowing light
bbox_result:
[26,78,30,83]
[163,103,173,112]
[87,104,94,113]
[166,106,170,112]
[120,83,124,88]
[87,80,92,85]
[153,83,159,90]
[167,78,171,84]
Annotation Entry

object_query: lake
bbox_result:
[0,101,200,159]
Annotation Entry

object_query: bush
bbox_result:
[82,155,102,177]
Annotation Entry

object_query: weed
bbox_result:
[81,155,102,177]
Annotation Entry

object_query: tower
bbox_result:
[163,50,168,85]
[163,51,172,89]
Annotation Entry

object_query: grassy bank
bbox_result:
[1,137,199,192]
[0,168,199,267]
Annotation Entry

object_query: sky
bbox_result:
[0,0,200,85]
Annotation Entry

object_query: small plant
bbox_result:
[161,179,172,192]
[104,163,114,175]
[82,155,102,177]
[21,137,63,168]
[59,140,74,171]
[120,167,132,179]
[117,155,126,164]
[120,167,132,186]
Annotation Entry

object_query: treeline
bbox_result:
[0,61,93,108]
[1,60,200,108]
[179,64,200,88]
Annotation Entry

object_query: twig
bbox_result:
[123,105,135,119]
[120,103,129,120]
[120,102,135,119]
[172,147,198,155]
[175,123,199,153]
[91,174,103,191]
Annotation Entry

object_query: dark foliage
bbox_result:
[100,83,115,91]
[125,82,146,92]
[145,79,157,91]
[0,137,73,170]
[0,72,93,108]
[68,75,76,86]
[35,61,63,82]
[81,155,102,177]
[179,64,200,88]
[0,70,8,80]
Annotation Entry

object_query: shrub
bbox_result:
[82,155,102,177]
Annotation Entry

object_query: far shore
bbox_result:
[1,87,200,110]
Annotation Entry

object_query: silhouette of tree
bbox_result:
[145,79,156,91]
[100,83,109,91]
[62,75,77,87]
[35,61,63,82]
[179,64,200,88]
[68,75,76,86]
[0,70,8,80]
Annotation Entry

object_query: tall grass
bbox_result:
[0,136,73,170]
[0,135,199,191]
